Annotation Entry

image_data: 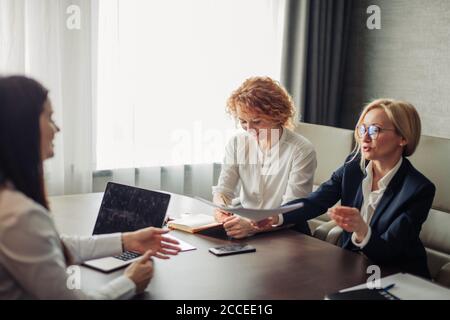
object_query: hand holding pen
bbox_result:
[213,193,234,223]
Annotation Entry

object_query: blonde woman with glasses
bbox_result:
[256,99,435,278]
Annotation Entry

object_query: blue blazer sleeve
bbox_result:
[361,182,435,267]
[282,164,344,226]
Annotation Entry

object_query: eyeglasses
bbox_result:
[356,124,396,140]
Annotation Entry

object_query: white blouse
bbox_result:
[0,187,136,300]
[212,128,317,210]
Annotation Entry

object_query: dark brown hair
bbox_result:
[0,76,72,265]
[0,76,49,207]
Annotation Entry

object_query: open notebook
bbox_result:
[167,213,222,233]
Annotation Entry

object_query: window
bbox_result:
[96,0,286,169]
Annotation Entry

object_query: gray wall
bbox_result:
[340,0,450,139]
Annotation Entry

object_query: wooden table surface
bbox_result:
[50,192,390,300]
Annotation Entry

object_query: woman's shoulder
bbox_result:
[403,158,436,191]
[340,156,436,191]
[282,128,315,153]
[0,188,49,228]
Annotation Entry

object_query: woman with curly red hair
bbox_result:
[212,77,317,238]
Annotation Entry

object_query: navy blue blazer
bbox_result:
[283,155,435,279]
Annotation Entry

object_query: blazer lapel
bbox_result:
[352,159,368,210]
[353,183,364,209]
[370,188,394,227]
[369,159,409,227]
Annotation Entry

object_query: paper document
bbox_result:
[165,234,197,252]
[194,197,304,221]
[340,273,450,300]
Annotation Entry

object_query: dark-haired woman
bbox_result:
[0,76,180,299]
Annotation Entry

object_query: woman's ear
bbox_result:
[399,137,408,147]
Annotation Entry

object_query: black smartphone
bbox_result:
[209,243,256,256]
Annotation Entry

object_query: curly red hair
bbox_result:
[226,77,296,129]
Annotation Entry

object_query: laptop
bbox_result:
[83,182,171,272]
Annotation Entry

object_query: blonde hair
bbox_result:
[351,98,422,168]
[226,77,297,129]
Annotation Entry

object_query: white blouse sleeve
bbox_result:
[351,227,372,249]
[0,209,135,300]
[282,145,317,204]
[61,233,123,265]
[212,136,240,199]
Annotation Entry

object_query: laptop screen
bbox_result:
[92,182,171,235]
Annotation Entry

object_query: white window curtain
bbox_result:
[1,0,286,195]
[96,0,286,170]
[0,0,96,195]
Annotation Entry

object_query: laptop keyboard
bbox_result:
[114,251,141,261]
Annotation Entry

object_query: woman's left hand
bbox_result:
[223,216,257,239]
[328,206,369,243]
[122,227,181,259]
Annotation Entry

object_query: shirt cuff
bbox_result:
[90,232,123,257]
[61,232,124,264]
[351,227,372,249]
[97,275,137,300]
[272,214,284,227]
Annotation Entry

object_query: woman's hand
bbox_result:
[223,216,258,239]
[125,250,154,294]
[328,206,369,242]
[213,193,233,223]
[255,215,279,231]
[214,209,233,223]
[122,227,181,259]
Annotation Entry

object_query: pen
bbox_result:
[382,283,395,291]
[380,283,400,300]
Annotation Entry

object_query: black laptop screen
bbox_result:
[92,182,171,235]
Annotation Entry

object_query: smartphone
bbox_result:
[209,243,256,256]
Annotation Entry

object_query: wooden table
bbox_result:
[50,192,391,300]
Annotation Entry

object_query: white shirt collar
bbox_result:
[365,157,403,191]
